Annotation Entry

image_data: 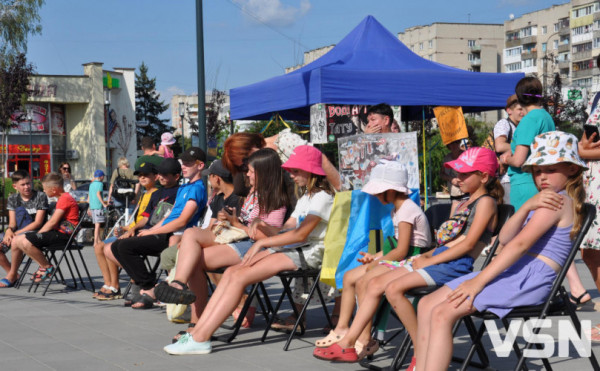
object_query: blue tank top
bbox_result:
[524,207,573,267]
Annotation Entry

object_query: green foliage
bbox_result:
[135,62,171,145]
[0,0,44,56]
[205,89,228,141]
[0,52,34,129]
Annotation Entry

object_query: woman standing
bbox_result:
[500,77,555,210]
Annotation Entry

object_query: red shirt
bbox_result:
[55,192,79,233]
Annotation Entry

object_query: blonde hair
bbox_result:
[301,173,336,197]
[118,157,130,168]
[566,168,585,240]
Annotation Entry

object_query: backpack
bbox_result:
[112,169,133,201]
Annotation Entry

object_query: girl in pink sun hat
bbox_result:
[153,132,176,158]
[164,145,336,355]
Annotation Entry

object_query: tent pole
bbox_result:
[422,106,428,209]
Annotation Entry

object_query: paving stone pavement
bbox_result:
[0,246,599,370]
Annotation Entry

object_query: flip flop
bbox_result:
[154,280,197,305]
[0,277,15,288]
[313,343,358,363]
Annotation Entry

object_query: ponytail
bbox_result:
[485,177,504,205]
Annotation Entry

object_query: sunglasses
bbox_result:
[61,167,71,171]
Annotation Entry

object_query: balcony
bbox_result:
[572,32,593,44]
[520,35,537,45]
[560,73,570,80]
[572,69,593,78]
[559,26,571,36]
[506,37,522,48]
[470,45,481,52]
[558,43,570,53]
[572,50,592,61]
[523,65,538,75]
[504,53,522,65]
[558,60,571,69]
[595,11,600,21]
[470,58,481,66]
[521,49,537,59]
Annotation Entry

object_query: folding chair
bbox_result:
[206,267,274,343]
[261,266,334,350]
[376,203,515,371]
[24,203,96,296]
[458,203,599,371]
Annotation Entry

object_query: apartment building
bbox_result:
[398,23,505,73]
[170,93,230,139]
[503,3,571,89]
[569,0,600,90]
[285,45,334,73]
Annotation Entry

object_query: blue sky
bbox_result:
[26,0,568,122]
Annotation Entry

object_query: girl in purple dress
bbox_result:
[416,131,587,371]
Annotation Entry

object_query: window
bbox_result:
[419,42,423,50]
[554,23,560,32]
[505,62,522,72]
[595,37,600,48]
[428,40,433,48]
[572,42,592,53]
[572,24,592,35]
[468,39,476,47]
[542,26,547,35]
[542,43,547,52]
[573,3,599,18]
[428,55,433,61]
[523,58,536,68]
[468,53,475,61]
[554,40,559,50]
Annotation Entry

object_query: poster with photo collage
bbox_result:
[337,132,419,192]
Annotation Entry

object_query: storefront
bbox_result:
[3,62,137,181]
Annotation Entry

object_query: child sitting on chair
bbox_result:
[315,161,431,360]
[164,145,335,355]
[416,131,586,370]
[0,170,49,288]
[11,172,80,283]
[314,147,502,363]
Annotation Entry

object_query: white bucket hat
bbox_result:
[522,131,588,172]
[362,160,411,195]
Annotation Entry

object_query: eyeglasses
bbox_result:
[61,167,70,171]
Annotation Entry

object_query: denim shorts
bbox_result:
[228,238,255,259]
[416,245,475,286]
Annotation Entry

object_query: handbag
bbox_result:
[435,196,487,246]
[212,221,248,244]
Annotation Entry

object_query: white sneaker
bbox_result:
[164,333,212,355]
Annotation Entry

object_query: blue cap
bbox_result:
[94,170,105,178]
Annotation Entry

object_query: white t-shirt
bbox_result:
[392,199,431,248]
[493,118,515,183]
[290,190,334,241]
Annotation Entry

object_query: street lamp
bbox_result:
[26,106,33,179]
[179,101,185,150]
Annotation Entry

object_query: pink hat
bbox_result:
[282,145,326,176]
[444,147,498,175]
[161,132,176,146]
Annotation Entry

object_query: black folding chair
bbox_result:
[204,267,274,343]
[458,203,599,371]
[374,203,515,371]
[23,203,96,296]
[261,266,334,350]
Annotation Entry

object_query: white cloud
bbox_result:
[237,0,311,27]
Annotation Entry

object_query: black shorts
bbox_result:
[25,230,70,250]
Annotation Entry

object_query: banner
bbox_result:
[310,104,401,144]
[434,106,468,145]
[337,132,419,192]
[9,103,49,134]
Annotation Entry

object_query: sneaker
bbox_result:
[163,333,212,355]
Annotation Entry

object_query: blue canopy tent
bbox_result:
[230,15,524,121]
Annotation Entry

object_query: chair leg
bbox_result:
[223,283,261,343]
[76,248,96,292]
[262,278,292,342]
[15,257,32,289]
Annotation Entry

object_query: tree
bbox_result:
[546,73,586,136]
[0,52,33,129]
[135,62,170,145]
[205,89,227,141]
[0,0,44,57]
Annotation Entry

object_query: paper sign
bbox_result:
[433,106,468,145]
